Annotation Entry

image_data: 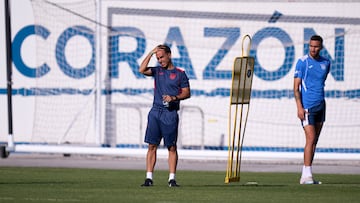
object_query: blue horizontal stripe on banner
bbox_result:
[1,88,360,99]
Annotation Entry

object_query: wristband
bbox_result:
[174,96,178,101]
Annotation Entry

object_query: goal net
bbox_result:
[30,0,98,145]
[28,0,360,155]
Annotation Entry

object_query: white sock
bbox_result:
[301,165,312,178]
[169,173,175,181]
[146,172,153,180]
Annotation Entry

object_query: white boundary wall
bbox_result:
[12,145,360,161]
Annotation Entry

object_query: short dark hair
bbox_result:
[157,44,171,54]
[310,35,323,46]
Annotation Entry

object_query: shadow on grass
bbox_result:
[185,183,288,188]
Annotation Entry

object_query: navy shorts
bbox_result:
[144,107,179,147]
[302,100,326,127]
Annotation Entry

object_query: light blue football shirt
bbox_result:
[294,54,330,109]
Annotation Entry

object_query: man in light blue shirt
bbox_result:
[294,35,330,184]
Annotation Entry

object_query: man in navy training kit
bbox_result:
[139,44,191,187]
[294,35,330,184]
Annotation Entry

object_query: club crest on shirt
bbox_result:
[170,73,177,80]
[320,64,326,70]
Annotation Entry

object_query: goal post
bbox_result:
[1,0,14,158]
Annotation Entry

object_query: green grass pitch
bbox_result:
[0,167,359,203]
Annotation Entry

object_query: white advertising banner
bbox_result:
[1,0,359,154]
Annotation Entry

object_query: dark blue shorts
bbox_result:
[302,100,326,127]
[144,107,179,147]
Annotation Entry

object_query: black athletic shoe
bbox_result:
[168,179,180,187]
[141,178,153,187]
